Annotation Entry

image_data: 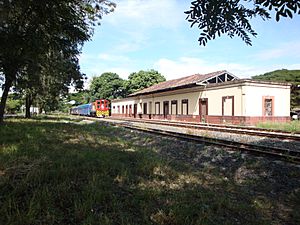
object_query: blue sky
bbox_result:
[80,0,300,84]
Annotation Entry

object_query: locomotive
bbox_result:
[70,99,110,117]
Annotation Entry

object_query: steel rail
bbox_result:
[116,123,300,163]
[108,117,300,141]
[77,116,300,163]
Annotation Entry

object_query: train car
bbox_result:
[70,103,92,116]
[78,103,93,116]
[70,99,110,117]
[95,99,109,117]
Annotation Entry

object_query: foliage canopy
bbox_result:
[89,72,125,100]
[125,70,166,95]
[88,70,166,102]
[0,0,115,121]
[185,0,300,46]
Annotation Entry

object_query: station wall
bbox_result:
[243,83,290,116]
[111,80,291,125]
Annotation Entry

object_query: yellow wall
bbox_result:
[111,81,290,117]
[201,85,244,116]
[243,84,290,116]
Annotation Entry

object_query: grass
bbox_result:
[0,116,300,225]
[256,120,300,132]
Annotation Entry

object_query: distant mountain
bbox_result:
[252,69,300,109]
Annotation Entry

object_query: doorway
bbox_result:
[199,98,208,122]
[133,104,137,118]
[163,101,169,119]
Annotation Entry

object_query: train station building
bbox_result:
[111,70,291,125]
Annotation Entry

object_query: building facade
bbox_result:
[111,71,290,125]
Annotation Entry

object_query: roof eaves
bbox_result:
[129,83,197,97]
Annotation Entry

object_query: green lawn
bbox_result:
[0,116,299,225]
[256,120,300,133]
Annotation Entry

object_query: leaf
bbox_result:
[286,9,293,18]
[276,12,280,21]
[186,0,298,47]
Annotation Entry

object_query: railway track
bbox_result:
[118,122,300,163]
[108,117,300,141]
[79,116,300,163]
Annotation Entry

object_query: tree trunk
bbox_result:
[38,101,44,114]
[0,78,13,124]
[25,94,33,118]
[38,106,43,114]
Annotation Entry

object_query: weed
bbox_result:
[256,120,300,132]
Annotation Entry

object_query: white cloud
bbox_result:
[109,67,132,79]
[82,66,132,91]
[101,0,186,54]
[153,57,300,80]
[86,65,132,80]
[78,53,95,64]
[256,41,300,61]
[153,57,251,80]
[107,0,184,30]
[288,64,300,69]
[98,53,131,62]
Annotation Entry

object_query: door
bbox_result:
[199,98,208,122]
[163,101,169,119]
[133,104,137,118]
[129,105,132,117]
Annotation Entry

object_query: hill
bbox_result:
[252,69,300,109]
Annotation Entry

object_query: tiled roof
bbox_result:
[130,70,229,96]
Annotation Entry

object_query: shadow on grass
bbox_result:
[0,118,299,225]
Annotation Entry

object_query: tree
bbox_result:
[34,50,86,114]
[252,69,300,109]
[125,69,166,95]
[4,93,22,114]
[185,0,300,46]
[68,91,91,105]
[11,47,86,117]
[90,72,125,100]
[0,0,116,123]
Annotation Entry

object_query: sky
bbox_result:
[79,0,300,86]
[79,0,300,85]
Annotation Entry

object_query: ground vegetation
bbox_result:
[0,116,299,224]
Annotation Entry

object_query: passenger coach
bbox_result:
[110,70,291,125]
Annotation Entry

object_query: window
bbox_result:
[263,96,274,116]
[122,105,124,114]
[181,99,188,115]
[155,102,160,115]
[171,100,178,115]
[117,106,120,114]
[143,102,147,114]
